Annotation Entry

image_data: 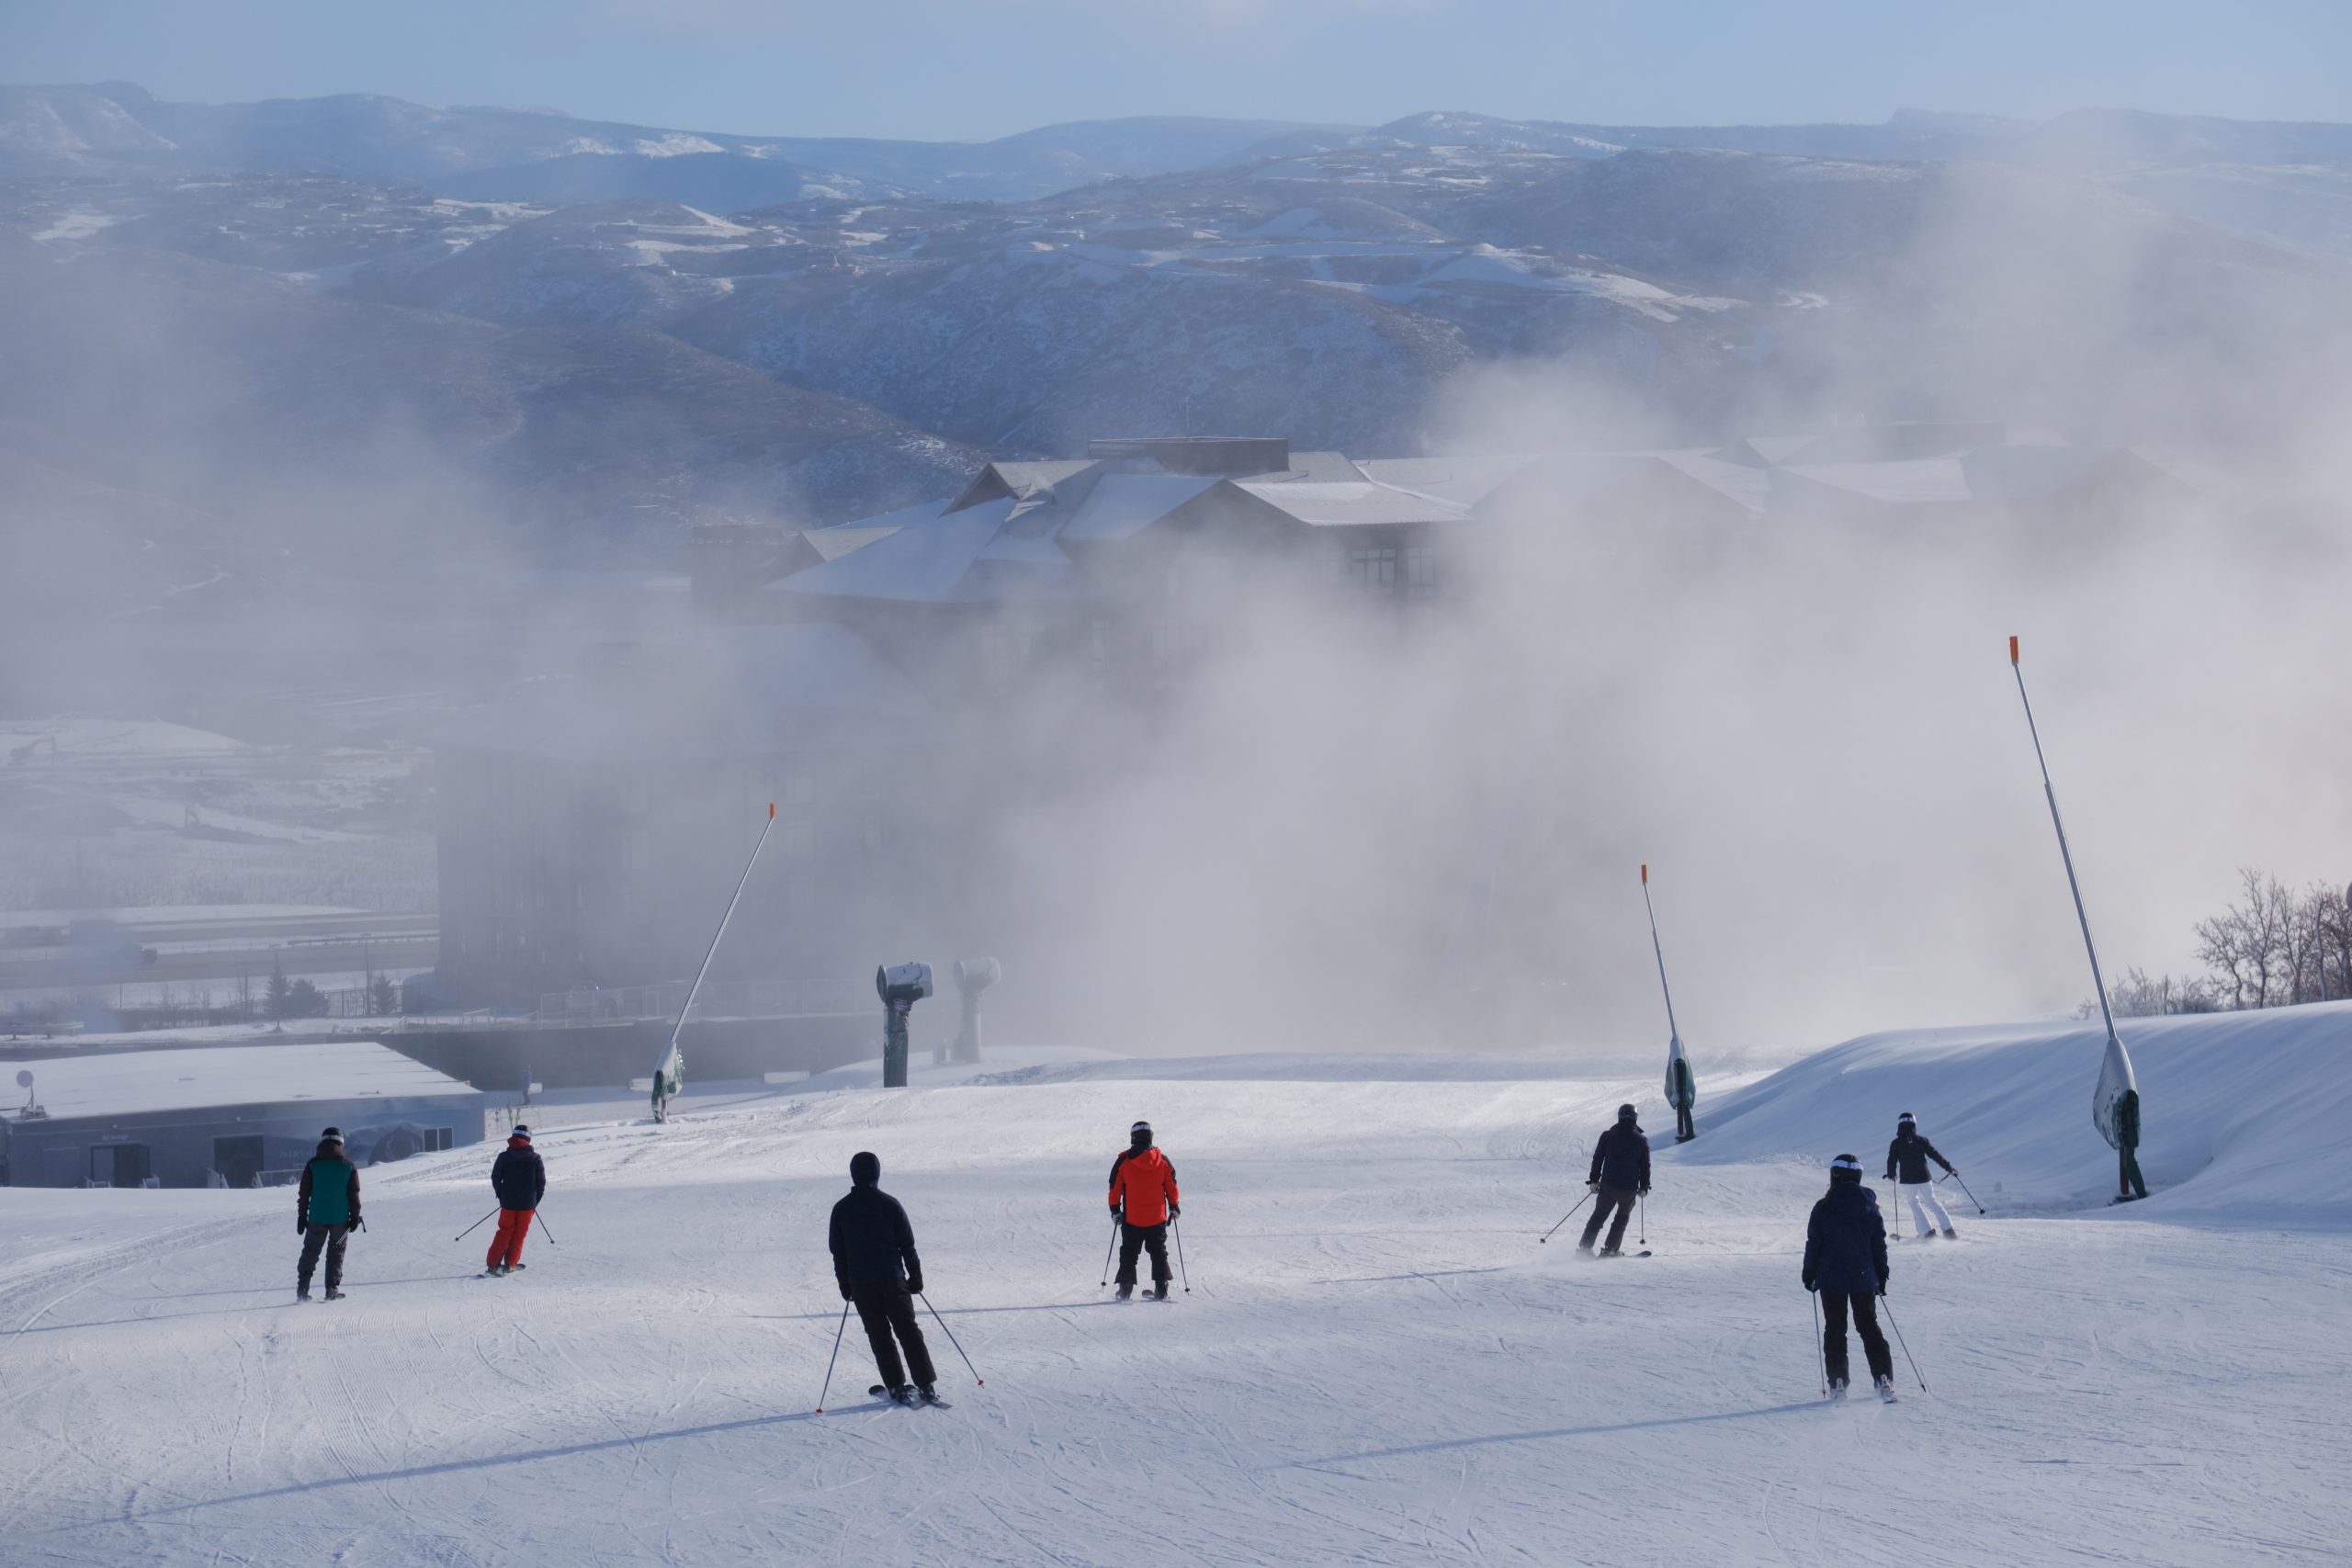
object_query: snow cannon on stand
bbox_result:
[876,962,933,1089]
[950,957,999,1066]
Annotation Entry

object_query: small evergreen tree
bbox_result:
[285,978,329,1019]
[266,959,293,1023]
[368,975,400,1017]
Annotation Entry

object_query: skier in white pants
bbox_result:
[1883,1111,1958,1238]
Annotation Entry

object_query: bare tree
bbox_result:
[2109,965,2222,1018]
[2196,869,2296,1009]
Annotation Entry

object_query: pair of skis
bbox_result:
[867,1385,952,1408]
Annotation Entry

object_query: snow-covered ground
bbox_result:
[2,1010,2346,1565]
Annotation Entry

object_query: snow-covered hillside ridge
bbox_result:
[1694,1004,2352,1222]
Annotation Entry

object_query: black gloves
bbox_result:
[905,1274,923,1297]
[1877,1279,1890,1297]
[1169,1203,1180,1220]
[1802,1274,1816,1292]
[296,1213,307,1233]
[1638,1185,1650,1196]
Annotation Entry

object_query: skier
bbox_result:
[1577,1104,1650,1258]
[2115,1086,2148,1201]
[1803,1153,1895,1401]
[829,1151,939,1406]
[1107,1120,1180,1300]
[483,1123,546,1276]
[295,1127,359,1302]
[1883,1111,1959,1238]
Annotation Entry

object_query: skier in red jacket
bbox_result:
[1108,1120,1181,1301]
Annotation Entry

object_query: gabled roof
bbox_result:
[1061,474,1221,542]
[771,498,1015,604]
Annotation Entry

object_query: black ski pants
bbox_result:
[1116,1220,1170,1287]
[1821,1291,1894,1386]
[850,1280,936,1390]
[1578,1185,1636,1252]
[298,1223,349,1292]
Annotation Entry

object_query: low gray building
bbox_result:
[0,1042,488,1189]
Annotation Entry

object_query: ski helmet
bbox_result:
[850,1151,881,1185]
[1617,1103,1637,1122]
[321,1126,342,1139]
[1897,1111,1916,1128]
[510,1124,532,1142]
[1130,1121,1153,1146]
[1829,1153,1863,1183]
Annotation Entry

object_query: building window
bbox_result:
[1403,545,1437,601]
[1349,547,1398,599]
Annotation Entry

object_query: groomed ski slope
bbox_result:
[3,1010,2348,1567]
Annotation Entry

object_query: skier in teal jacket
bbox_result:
[295,1128,360,1302]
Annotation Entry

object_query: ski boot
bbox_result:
[888,1385,920,1407]
[1598,1247,1623,1258]
[1151,1282,1170,1301]
[1941,1227,1957,1239]
[1828,1377,1849,1401]
[1114,1283,1133,1301]
[919,1384,948,1407]
[296,1288,311,1303]
[324,1289,346,1302]
[1874,1374,1897,1404]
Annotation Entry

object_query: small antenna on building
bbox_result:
[17,1068,43,1119]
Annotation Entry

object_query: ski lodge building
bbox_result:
[0,1041,486,1190]
[432,426,2190,1007]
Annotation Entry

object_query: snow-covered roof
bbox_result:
[4,1042,480,1123]
[1352,456,1544,508]
[1061,474,1220,542]
[1234,479,1471,527]
[802,498,950,560]
[771,498,1015,604]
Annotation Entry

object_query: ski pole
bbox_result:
[918,1293,984,1386]
[1539,1190,1596,1243]
[1880,1293,1928,1391]
[1884,1179,1901,1239]
[1100,1218,1119,1288]
[532,1211,555,1247]
[1172,1215,1191,1293]
[1810,1291,1826,1397]
[814,1303,849,1413]
[455,1208,499,1242]
[1638,1192,1646,1247]
[1941,1169,1987,1215]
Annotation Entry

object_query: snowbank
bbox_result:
[1688,1002,2352,1223]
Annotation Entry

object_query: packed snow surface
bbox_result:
[2,1010,2346,1565]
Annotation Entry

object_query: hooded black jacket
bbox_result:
[1884,1129,1954,1185]
[492,1143,546,1211]
[830,1181,922,1293]
[1589,1122,1651,1190]
[1803,1181,1890,1296]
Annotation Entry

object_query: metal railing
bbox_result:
[535,977,871,1026]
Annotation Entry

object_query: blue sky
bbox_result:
[12,0,2349,141]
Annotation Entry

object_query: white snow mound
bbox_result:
[1690,1002,2352,1222]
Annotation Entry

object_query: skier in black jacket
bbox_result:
[483,1124,547,1276]
[828,1151,939,1405]
[1804,1153,1894,1400]
[1577,1104,1651,1257]
[1883,1111,1958,1238]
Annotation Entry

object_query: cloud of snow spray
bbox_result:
[970,165,2352,1056]
[4,159,2348,1057]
